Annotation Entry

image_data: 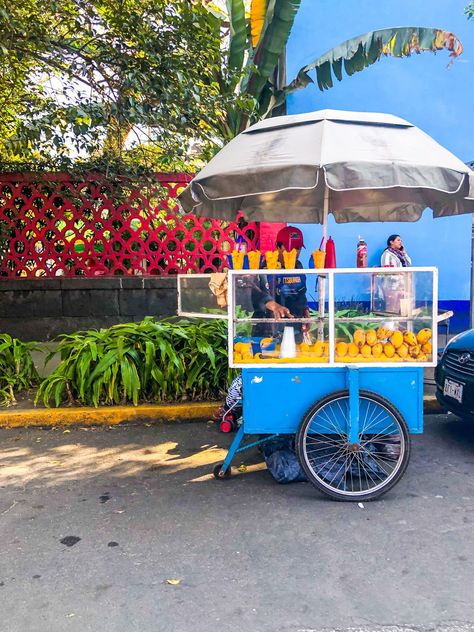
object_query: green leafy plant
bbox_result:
[35,317,236,407]
[0,334,40,406]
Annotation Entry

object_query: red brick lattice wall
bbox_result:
[0,172,259,278]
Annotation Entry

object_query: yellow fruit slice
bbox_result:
[403,331,417,347]
[353,329,366,347]
[421,341,432,355]
[366,329,377,346]
[416,328,432,345]
[348,343,359,357]
[372,342,383,358]
[390,331,403,349]
[336,341,348,356]
[312,341,324,357]
[397,343,409,358]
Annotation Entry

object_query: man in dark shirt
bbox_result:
[234,226,309,340]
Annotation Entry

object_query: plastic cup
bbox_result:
[231,251,245,269]
[247,250,261,269]
[265,250,280,269]
[312,249,325,269]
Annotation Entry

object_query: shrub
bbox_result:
[0,334,40,406]
[35,317,235,407]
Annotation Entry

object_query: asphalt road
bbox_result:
[0,414,473,632]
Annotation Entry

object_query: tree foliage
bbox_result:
[0,0,465,173]
[0,0,223,170]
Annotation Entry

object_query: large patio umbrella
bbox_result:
[179,109,474,230]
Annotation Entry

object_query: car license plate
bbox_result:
[443,378,464,404]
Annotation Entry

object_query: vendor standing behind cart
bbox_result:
[235,226,309,330]
[242,226,309,341]
[380,234,412,315]
[272,226,309,340]
[218,227,309,420]
[381,234,412,267]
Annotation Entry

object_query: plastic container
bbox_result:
[279,326,297,358]
[356,236,368,268]
[324,237,337,268]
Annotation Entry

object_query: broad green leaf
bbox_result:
[226,0,247,72]
[86,349,119,387]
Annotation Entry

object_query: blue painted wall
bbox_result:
[286,0,473,328]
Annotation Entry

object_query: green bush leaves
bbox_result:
[0,334,40,406]
[36,317,235,407]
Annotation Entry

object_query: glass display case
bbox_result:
[227,267,437,368]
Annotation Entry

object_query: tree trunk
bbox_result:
[101,115,133,158]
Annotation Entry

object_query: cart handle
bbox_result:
[436,310,453,323]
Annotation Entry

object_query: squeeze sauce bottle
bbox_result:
[356,235,367,268]
[324,236,336,268]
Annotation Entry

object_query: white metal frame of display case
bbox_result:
[177,273,228,319]
[227,267,439,369]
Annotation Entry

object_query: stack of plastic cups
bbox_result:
[279,326,297,358]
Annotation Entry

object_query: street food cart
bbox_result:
[178,108,474,501]
[179,265,438,501]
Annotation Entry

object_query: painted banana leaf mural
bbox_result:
[210,0,463,142]
[286,27,463,92]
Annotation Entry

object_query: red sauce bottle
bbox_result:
[356,236,367,268]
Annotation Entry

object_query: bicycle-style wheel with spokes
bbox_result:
[296,389,411,501]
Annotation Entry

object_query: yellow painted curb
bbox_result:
[0,402,219,428]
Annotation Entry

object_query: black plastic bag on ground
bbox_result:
[261,436,307,484]
[262,436,388,487]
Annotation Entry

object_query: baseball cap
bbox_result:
[276,226,305,250]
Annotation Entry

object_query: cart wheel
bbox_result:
[296,390,411,502]
[213,463,231,480]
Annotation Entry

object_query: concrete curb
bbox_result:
[0,402,218,429]
[0,396,445,429]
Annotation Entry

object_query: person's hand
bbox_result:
[265,300,292,319]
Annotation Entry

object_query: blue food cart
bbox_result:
[176,109,472,501]
[203,265,439,501]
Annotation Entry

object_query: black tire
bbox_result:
[296,389,411,502]
[213,463,231,480]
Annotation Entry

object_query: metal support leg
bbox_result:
[347,367,360,446]
[219,424,245,476]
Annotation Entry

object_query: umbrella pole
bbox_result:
[317,188,329,341]
[322,186,329,245]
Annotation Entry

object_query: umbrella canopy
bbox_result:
[179,109,474,224]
